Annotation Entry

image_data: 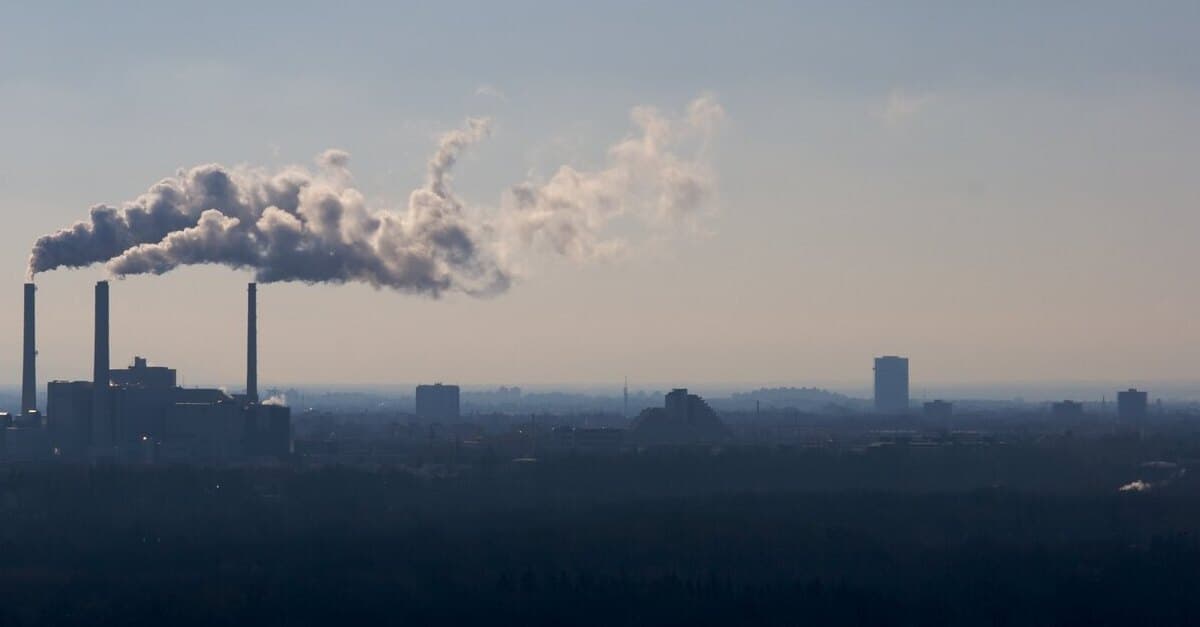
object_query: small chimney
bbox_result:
[246,282,258,403]
[92,280,111,449]
[20,283,36,414]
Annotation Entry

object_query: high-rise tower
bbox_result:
[873,356,909,414]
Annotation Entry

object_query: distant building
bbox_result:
[923,400,952,420]
[38,281,291,464]
[110,356,176,389]
[1117,389,1148,423]
[874,356,909,414]
[416,384,460,421]
[46,358,291,463]
[160,401,246,462]
[665,388,690,422]
[46,380,93,460]
[629,388,731,446]
[1051,400,1084,419]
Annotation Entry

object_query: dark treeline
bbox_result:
[0,440,1198,625]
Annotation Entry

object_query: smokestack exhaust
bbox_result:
[247,282,257,403]
[21,283,35,414]
[92,280,111,450]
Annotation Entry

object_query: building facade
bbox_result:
[1117,389,1148,423]
[416,384,461,421]
[874,356,910,414]
[1052,400,1084,419]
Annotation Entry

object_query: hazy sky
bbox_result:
[1,1,1199,391]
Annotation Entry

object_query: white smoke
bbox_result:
[1118,480,1151,492]
[101,117,504,296]
[504,94,724,260]
[29,96,723,295]
[262,393,287,406]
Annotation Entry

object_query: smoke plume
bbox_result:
[505,94,724,260]
[28,96,723,295]
[262,393,287,407]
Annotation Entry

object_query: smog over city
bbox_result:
[1,3,1199,625]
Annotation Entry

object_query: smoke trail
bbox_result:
[107,117,507,296]
[504,94,724,260]
[28,96,723,294]
[30,118,506,296]
[262,393,287,407]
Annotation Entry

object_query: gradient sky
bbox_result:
[1,1,1198,392]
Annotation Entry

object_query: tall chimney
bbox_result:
[21,283,36,414]
[92,280,111,449]
[246,282,258,403]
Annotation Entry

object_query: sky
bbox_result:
[1,1,1199,394]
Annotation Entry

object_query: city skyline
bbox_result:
[7,276,1200,402]
[3,5,1200,623]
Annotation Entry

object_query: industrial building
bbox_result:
[18,281,290,464]
[416,383,461,421]
[629,388,731,446]
[874,356,910,414]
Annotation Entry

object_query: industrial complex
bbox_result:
[0,280,1157,466]
[3,281,290,464]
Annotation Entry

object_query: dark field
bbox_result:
[0,439,1197,626]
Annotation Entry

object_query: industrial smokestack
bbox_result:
[92,280,111,450]
[247,282,257,403]
[21,283,36,414]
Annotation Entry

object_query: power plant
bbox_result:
[5,281,290,464]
